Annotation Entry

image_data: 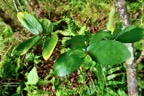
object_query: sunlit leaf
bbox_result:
[42,33,58,60]
[27,66,39,84]
[54,50,85,76]
[88,40,131,65]
[107,66,122,74]
[17,12,43,35]
[12,35,41,56]
[107,73,123,80]
[79,26,86,35]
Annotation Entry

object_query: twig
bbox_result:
[132,40,144,67]
[16,0,23,11]
[13,0,19,12]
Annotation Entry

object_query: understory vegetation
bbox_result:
[0,0,144,96]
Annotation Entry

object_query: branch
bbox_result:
[115,0,138,96]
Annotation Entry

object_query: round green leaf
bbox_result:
[42,33,58,60]
[87,40,131,65]
[17,12,43,35]
[115,26,144,43]
[89,30,112,45]
[12,35,41,56]
[54,50,85,76]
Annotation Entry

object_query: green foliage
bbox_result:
[65,35,87,49]
[54,23,144,76]
[17,12,43,35]
[54,50,85,76]
[0,27,15,56]
[42,33,58,60]
[40,18,53,34]
[12,35,41,56]
[1,0,144,95]
[83,55,95,70]
[112,23,123,38]
[89,30,112,44]
[27,66,39,84]
[115,25,144,43]
[93,64,127,96]
[14,12,58,60]
[88,40,130,65]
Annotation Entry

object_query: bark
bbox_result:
[115,0,138,96]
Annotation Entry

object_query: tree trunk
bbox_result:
[115,0,138,96]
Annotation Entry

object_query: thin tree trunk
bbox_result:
[115,0,138,96]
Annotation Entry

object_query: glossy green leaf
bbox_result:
[88,40,131,65]
[42,33,58,60]
[17,12,43,35]
[89,30,112,45]
[54,50,85,76]
[27,66,39,84]
[115,26,144,43]
[12,35,41,56]
[40,18,53,34]
[65,35,86,49]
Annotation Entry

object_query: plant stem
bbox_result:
[115,0,138,96]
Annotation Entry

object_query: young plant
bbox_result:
[12,12,58,61]
[54,24,144,76]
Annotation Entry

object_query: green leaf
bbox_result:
[40,18,53,34]
[105,88,118,96]
[27,66,39,84]
[54,50,85,76]
[83,55,95,69]
[107,66,122,74]
[79,26,86,35]
[37,79,50,85]
[87,40,131,65]
[112,23,122,38]
[115,26,144,43]
[107,73,123,80]
[106,81,124,85]
[42,33,58,60]
[17,12,43,35]
[12,35,41,56]
[117,89,127,96]
[65,35,86,49]
[89,30,112,45]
